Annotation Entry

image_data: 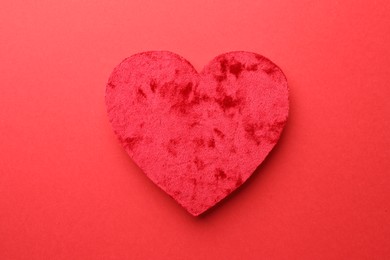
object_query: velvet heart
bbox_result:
[105,51,289,216]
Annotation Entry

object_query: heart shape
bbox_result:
[105,51,289,216]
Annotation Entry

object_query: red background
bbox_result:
[1,0,389,259]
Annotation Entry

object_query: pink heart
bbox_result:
[105,51,289,216]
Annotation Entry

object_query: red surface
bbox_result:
[1,0,390,259]
[106,51,288,215]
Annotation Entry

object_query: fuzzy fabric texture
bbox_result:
[105,51,289,216]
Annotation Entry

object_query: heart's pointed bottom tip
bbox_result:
[186,208,206,217]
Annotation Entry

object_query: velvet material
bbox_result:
[105,51,289,216]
